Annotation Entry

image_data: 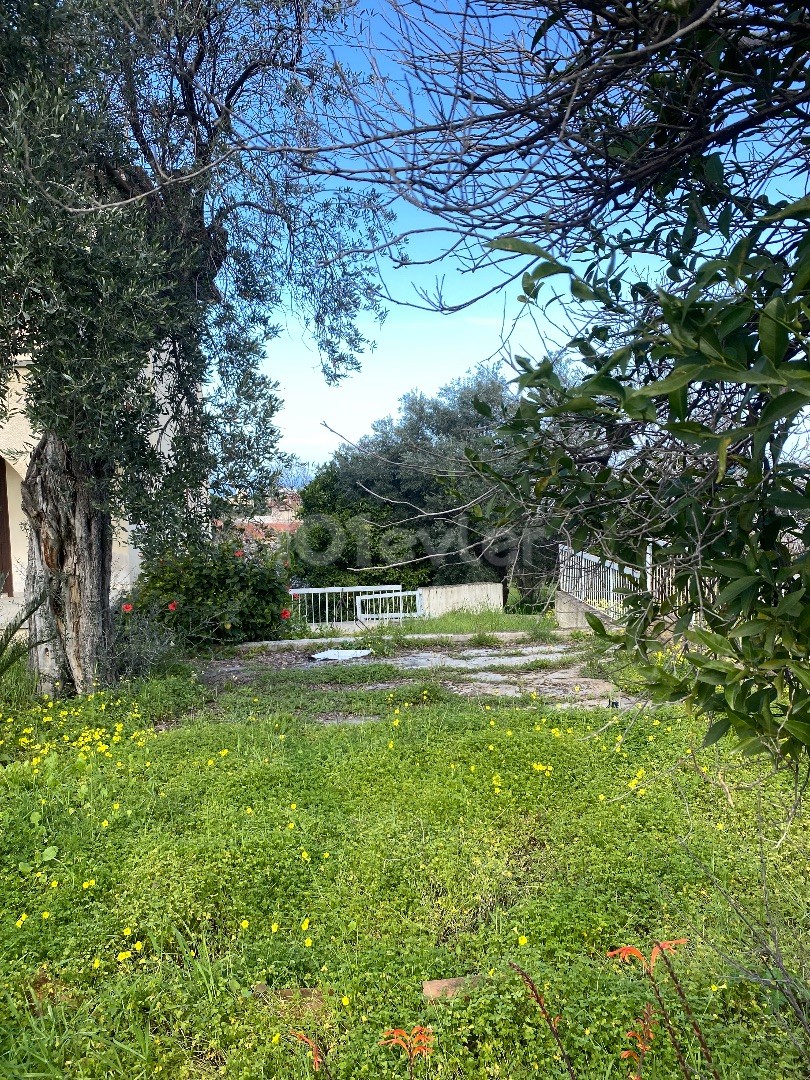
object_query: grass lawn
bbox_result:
[397,611,557,638]
[0,661,807,1079]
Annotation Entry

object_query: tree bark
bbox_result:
[20,432,113,696]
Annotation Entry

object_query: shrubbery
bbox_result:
[133,542,290,645]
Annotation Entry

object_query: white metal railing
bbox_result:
[558,545,641,622]
[355,590,421,623]
[289,585,422,626]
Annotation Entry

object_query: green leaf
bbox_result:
[704,153,724,187]
[716,301,754,339]
[718,203,732,239]
[716,575,760,605]
[530,10,563,50]
[728,620,767,639]
[688,627,736,655]
[786,662,810,691]
[717,435,731,482]
[581,375,626,399]
[584,611,608,636]
[489,237,556,258]
[787,244,810,297]
[571,278,599,302]
[783,719,810,747]
[759,390,809,427]
[759,297,789,363]
[762,194,810,222]
[769,489,810,510]
[631,365,703,397]
[528,261,569,282]
[703,717,731,747]
[776,589,806,617]
[41,846,58,862]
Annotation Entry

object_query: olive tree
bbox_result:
[0,0,388,692]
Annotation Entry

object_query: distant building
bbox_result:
[231,489,302,545]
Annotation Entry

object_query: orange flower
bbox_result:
[608,938,688,973]
[649,938,689,970]
[607,946,647,966]
[380,1026,434,1070]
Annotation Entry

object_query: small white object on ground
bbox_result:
[310,649,373,662]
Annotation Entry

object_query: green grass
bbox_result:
[400,610,557,640]
[0,657,38,712]
[0,665,807,1079]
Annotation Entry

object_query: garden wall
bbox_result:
[418,582,503,617]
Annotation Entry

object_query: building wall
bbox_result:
[0,369,141,619]
[5,461,28,596]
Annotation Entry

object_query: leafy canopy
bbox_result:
[489,200,810,758]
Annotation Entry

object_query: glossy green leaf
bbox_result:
[759,297,789,363]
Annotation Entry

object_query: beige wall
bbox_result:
[418,582,503,618]
[554,589,619,631]
[0,367,142,616]
[5,462,28,597]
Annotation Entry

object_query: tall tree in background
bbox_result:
[292,368,557,596]
[0,0,388,692]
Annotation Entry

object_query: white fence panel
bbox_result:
[289,584,420,626]
[558,545,642,622]
[355,590,420,623]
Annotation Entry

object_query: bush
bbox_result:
[134,542,290,645]
[110,594,180,680]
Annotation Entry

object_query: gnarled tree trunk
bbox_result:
[21,432,114,696]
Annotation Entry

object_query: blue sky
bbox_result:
[261,8,550,465]
[266,222,542,463]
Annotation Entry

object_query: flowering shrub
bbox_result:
[135,542,290,644]
[111,595,177,680]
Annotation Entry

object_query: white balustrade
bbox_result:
[289,585,421,626]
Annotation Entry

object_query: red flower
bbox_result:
[291,593,299,600]
[121,603,134,614]
[168,601,178,612]
[280,609,291,620]
[234,549,245,558]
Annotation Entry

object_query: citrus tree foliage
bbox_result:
[292,370,555,592]
[486,202,810,758]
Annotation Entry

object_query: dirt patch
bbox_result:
[196,639,626,708]
[198,651,309,687]
[385,644,573,671]
[444,664,622,705]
